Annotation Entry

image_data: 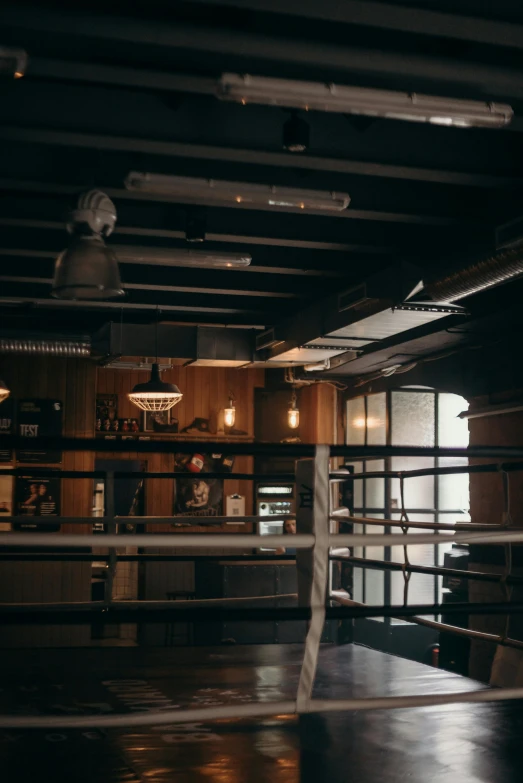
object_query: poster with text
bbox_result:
[17,399,63,463]
[0,469,14,531]
[14,473,61,532]
[0,397,14,462]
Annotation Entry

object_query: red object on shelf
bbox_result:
[187,454,205,473]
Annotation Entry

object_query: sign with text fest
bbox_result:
[17,399,63,463]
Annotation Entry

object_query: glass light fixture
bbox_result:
[288,388,299,429]
[224,393,236,428]
[128,311,183,411]
[0,378,10,404]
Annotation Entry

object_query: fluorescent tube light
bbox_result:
[114,245,251,269]
[217,73,513,129]
[124,172,350,212]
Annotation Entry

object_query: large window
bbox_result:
[346,389,469,619]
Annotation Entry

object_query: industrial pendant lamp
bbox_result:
[128,311,183,412]
[0,378,10,404]
[288,388,299,429]
[51,190,124,300]
[224,392,236,428]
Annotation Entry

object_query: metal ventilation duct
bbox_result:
[0,336,91,357]
[93,323,254,366]
[255,263,465,364]
[424,245,523,303]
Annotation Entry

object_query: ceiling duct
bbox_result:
[93,323,254,366]
[0,334,91,357]
[422,244,523,303]
[256,263,464,365]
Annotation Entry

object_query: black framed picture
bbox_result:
[96,394,118,433]
[173,453,223,519]
[0,468,14,531]
[14,472,61,532]
[143,408,171,432]
[0,396,14,462]
[17,399,63,463]
[174,476,223,517]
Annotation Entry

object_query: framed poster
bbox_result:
[0,396,14,462]
[14,472,61,532]
[17,399,63,463]
[0,468,14,531]
[96,394,118,433]
[142,408,170,432]
[173,454,223,519]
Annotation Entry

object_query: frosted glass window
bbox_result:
[346,398,365,445]
[366,569,384,614]
[438,459,470,511]
[390,514,435,567]
[390,457,434,509]
[438,393,469,447]
[365,516,384,564]
[353,568,364,603]
[365,519,385,621]
[367,393,387,445]
[390,515,436,609]
[345,462,363,508]
[391,391,435,446]
[352,520,364,559]
[365,459,385,508]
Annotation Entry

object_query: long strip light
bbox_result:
[115,244,251,269]
[217,73,513,129]
[125,172,350,212]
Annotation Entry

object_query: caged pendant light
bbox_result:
[224,392,236,428]
[128,312,183,412]
[288,388,299,429]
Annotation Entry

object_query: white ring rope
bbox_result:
[2,688,523,729]
[3,453,523,731]
[0,594,297,610]
[5,529,523,549]
[330,590,523,651]
[296,445,330,712]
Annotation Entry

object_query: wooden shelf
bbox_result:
[95,432,254,441]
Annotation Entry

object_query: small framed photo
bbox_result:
[142,409,171,432]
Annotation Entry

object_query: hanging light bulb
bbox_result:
[128,309,183,411]
[0,378,10,404]
[288,388,299,429]
[224,392,236,428]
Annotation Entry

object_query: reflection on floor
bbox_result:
[0,644,521,782]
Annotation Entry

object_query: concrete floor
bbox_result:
[0,644,521,782]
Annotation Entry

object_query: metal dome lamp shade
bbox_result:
[0,378,10,404]
[128,363,183,411]
[51,190,124,300]
[128,313,183,411]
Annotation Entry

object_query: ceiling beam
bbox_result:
[180,0,523,51]
[0,218,391,255]
[0,247,346,279]
[0,126,515,190]
[29,57,215,95]
[0,296,268,318]
[24,58,523,135]
[0,276,300,299]
[3,7,523,99]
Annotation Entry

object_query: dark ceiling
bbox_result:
[0,0,522,372]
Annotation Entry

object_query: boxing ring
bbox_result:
[1,435,523,780]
